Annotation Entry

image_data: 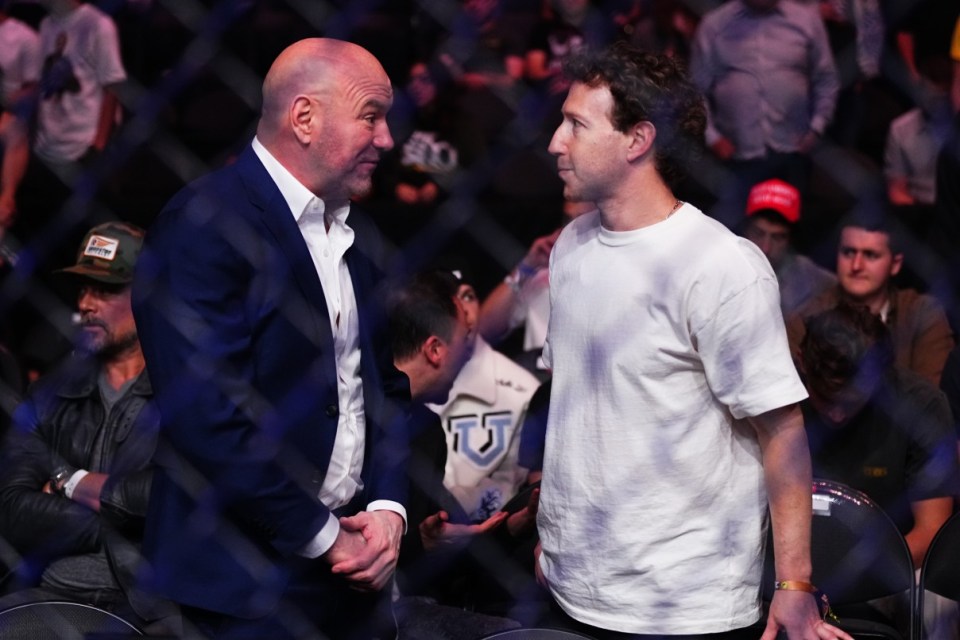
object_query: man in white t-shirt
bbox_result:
[537,41,852,640]
[34,0,126,164]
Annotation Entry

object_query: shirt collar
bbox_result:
[251,136,351,225]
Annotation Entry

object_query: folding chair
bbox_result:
[480,630,597,640]
[762,479,916,640]
[918,509,960,639]
[0,600,142,639]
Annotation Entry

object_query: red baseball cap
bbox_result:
[746,179,801,224]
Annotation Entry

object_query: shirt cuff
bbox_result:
[63,469,89,500]
[297,512,340,559]
[367,500,408,534]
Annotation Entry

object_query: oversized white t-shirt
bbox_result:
[34,4,127,162]
[539,203,807,634]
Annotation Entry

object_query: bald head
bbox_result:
[259,38,386,138]
[255,38,394,203]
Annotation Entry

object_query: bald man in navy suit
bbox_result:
[132,39,410,639]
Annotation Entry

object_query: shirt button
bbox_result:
[325,404,338,418]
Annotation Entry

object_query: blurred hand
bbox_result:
[396,183,420,205]
[533,541,547,588]
[506,487,540,537]
[522,229,562,272]
[419,509,508,552]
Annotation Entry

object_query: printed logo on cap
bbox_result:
[82,235,120,261]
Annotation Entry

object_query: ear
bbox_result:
[422,336,445,368]
[290,95,317,145]
[889,252,904,277]
[626,121,657,162]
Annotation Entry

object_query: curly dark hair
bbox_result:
[800,302,894,398]
[562,41,706,186]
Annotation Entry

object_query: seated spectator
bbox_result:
[740,178,836,316]
[884,54,953,208]
[787,210,955,385]
[390,269,482,588]
[0,222,175,634]
[427,267,539,524]
[389,269,538,633]
[799,302,958,637]
[800,302,957,565]
[478,199,593,377]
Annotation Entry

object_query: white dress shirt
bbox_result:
[252,138,405,558]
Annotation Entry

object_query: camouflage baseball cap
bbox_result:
[56,221,145,284]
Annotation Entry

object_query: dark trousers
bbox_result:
[181,569,396,640]
[537,595,763,640]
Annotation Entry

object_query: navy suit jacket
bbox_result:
[131,144,410,618]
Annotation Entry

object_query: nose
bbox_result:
[78,287,96,314]
[375,121,394,152]
[547,126,565,156]
[850,252,864,271]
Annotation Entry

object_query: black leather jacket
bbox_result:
[0,354,159,610]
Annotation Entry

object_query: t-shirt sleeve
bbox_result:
[693,249,808,419]
[93,16,126,86]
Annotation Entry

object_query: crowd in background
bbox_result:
[0,0,960,637]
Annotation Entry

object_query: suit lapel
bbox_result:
[234,145,333,341]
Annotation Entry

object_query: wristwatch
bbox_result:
[50,465,75,496]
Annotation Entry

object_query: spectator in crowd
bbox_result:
[131,38,410,639]
[740,178,836,316]
[795,0,884,150]
[372,60,483,246]
[0,222,175,634]
[800,302,956,567]
[787,211,955,386]
[390,269,539,632]
[799,302,958,637]
[538,42,841,639]
[690,0,839,229]
[619,0,700,63]
[33,0,126,166]
[884,54,953,208]
[427,268,538,524]
[435,0,526,142]
[390,270,479,582]
[524,0,613,100]
[0,1,41,228]
[478,199,593,378]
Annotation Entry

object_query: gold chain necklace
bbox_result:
[665,199,683,221]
